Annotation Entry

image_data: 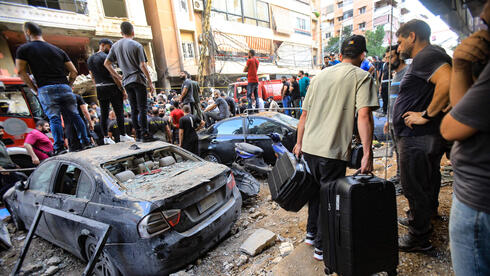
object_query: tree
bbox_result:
[324,26,352,54]
[365,25,386,58]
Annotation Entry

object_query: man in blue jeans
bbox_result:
[15,22,91,154]
[243,49,259,110]
[441,2,490,274]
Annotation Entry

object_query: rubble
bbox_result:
[240,228,276,256]
[42,265,60,276]
[279,242,294,257]
[22,263,43,274]
[46,256,61,266]
[170,270,193,276]
[236,254,249,266]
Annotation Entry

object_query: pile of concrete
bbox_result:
[72,74,94,95]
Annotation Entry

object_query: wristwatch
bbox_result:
[421,110,432,120]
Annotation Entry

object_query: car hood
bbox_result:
[121,161,228,203]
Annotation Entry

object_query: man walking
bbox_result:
[244,49,259,109]
[179,105,205,155]
[16,22,91,154]
[393,19,452,251]
[88,38,133,144]
[203,91,230,127]
[293,35,378,261]
[179,71,195,114]
[104,21,155,142]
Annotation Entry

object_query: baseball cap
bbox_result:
[99,38,113,45]
[341,35,368,56]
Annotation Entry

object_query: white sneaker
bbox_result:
[104,137,115,145]
[305,233,315,246]
[313,248,323,261]
[120,134,135,142]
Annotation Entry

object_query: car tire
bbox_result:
[84,236,121,276]
[204,153,221,163]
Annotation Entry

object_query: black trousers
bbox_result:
[303,152,347,250]
[204,112,226,127]
[397,134,445,238]
[381,83,389,114]
[125,83,149,137]
[98,86,125,138]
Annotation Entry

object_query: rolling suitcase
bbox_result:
[267,152,316,212]
[320,174,398,276]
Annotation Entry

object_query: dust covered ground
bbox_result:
[0,154,455,276]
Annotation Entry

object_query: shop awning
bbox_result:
[213,32,271,55]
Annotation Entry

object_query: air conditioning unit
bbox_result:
[193,0,204,11]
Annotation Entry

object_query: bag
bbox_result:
[348,143,363,169]
[267,152,316,212]
[321,173,398,276]
[33,145,54,157]
[231,163,260,198]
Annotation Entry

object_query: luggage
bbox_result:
[348,143,363,169]
[320,174,398,276]
[267,152,316,212]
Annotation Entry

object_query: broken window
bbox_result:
[29,161,57,193]
[54,164,92,199]
[102,0,128,18]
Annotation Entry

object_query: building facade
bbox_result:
[0,0,154,80]
[144,0,322,89]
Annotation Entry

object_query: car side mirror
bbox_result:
[15,180,27,191]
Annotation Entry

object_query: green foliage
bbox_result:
[365,25,386,58]
[324,26,353,54]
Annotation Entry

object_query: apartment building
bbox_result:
[145,0,322,88]
[0,0,154,78]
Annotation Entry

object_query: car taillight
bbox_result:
[227,173,236,190]
[163,209,181,227]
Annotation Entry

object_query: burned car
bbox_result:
[3,142,242,275]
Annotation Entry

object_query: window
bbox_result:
[337,16,343,22]
[247,118,282,135]
[342,9,353,20]
[359,22,366,31]
[102,0,127,18]
[0,90,31,117]
[24,0,88,14]
[29,161,57,193]
[359,6,366,14]
[54,164,92,199]
[212,0,270,27]
[180,0,188,12]
[182,42,195,59]
[215,119,244,135]
[337,2,343,8]
[325,32,331,39]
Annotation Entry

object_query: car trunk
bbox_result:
[122,161,233,233]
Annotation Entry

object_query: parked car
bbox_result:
[3,141,242,275]
[0,77,48,168]
[198,112,298,165]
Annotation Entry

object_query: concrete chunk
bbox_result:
[47,256,62,266]
[240,228,276,256]
[279,242,294,257]
[42,266,60,276]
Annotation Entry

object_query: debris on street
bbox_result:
[240,228,277,256]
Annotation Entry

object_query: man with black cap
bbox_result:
[293,35,378,261]
[88,38,134,144]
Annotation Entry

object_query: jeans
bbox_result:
[397,134,445,238]
[204,111,226,127]
[450,196,490,276]
[98,86,125,138]
[247,82,259,109]
[125,83,148,137]
[282,96,291,116]
[303,152,347,250]
[38,84,90,150]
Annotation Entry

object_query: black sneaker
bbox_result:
[398,234,432,252]
[142,134,156,142]
[398,217,409,229]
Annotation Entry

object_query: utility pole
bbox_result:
[198,0,213,87]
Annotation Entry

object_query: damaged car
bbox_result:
[3,142,242,275]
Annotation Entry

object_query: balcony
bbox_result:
[0,0,88,14]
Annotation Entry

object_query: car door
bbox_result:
[43,162,92,251]
[209,118,246,164]
[17,160,58,241]
[245,117,284,164]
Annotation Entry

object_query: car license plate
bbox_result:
[198,193,218,214]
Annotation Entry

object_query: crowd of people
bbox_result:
[2,2,490,273]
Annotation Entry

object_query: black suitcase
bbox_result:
[267,152,316,212]
[320,174,398,276]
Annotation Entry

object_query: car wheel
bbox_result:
[84,236,120,276]
[204,153,221,163]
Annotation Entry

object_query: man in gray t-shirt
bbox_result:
[203,91,230,127]
[104,22,155,142]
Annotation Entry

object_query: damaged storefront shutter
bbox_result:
[271,6,293,35]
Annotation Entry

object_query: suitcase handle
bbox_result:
[353,171,375,178]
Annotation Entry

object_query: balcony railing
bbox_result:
[1,0,88,15]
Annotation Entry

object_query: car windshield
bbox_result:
[0,90,30,117]
[272,113,299,128]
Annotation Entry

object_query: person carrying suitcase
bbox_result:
[293,35,379,261]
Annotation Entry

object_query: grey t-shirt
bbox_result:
[106,38,148,87]
[450,62,490,213]
[181,79,194,104]
[215,97,230,118]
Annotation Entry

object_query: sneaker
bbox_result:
[305,233,315,246]
[313,248,323,261]
[120,134,135,142]
[398,217,409,229]
[104,137,116,145]
[142,134,156,142]
[398,234,432,252]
